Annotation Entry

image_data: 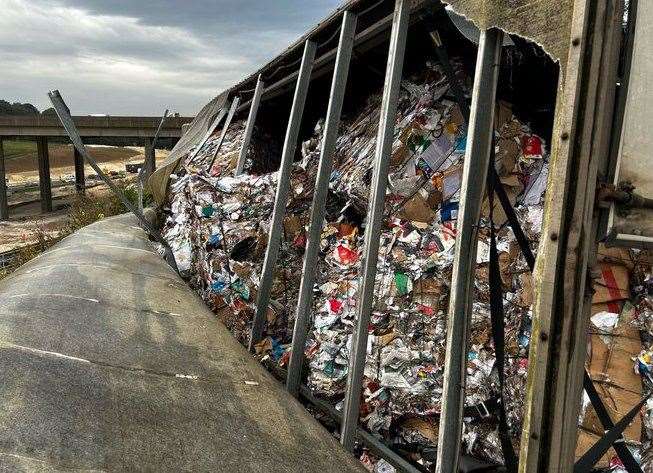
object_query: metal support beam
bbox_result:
[519,1,625,471]
[249,40,317,352]
[144,137,155,180]
[286,11,357,397]
[151,109,169,151]
[74,145,85,195]
[340,0,410,451]
[48,90,179,273]
[236,0,431,114]
[435,28,503,473]
[236,75,264,175]
[0,139,8,220]
[298,385,422,473]
[186,107,228,165]
[37,136,52,213]
[208,96,240,173]
[138,109,168,210]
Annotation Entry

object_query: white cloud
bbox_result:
[0,0,339,115]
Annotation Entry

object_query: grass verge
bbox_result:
[0,181,146,280]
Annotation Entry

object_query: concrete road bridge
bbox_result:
[0,115,193,219]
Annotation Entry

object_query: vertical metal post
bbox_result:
[0,139,8,220]
[236,75,265,175]
[286,11,357,397]
[208,96,241,172]
[435,28,503,473]
[74,145,85,194]
[186,108,228,165]
[249,40,317,352]
[144,137,155,179]
[37,136,52,213]
[137,109,168,210]
[48,90,179,273]
[340,0,409,451]
[151,108,169,151]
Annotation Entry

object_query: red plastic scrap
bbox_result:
[522,135,543,156]
[335,244,358,265]
[328,299,344,314]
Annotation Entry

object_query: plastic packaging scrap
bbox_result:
[575,243,652,469]
[157,59,648,469]
[158,61,546,467]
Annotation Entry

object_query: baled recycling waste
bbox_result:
[157,61,652,470]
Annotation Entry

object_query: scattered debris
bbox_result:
[158,60,651,469]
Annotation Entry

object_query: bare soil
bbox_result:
[5,143,140,174]
[1,146,170,254]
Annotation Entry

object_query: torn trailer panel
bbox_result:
[143,0,652,473]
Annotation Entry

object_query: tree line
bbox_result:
[0,100,55,116]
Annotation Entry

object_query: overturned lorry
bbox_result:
[141,1,652,472]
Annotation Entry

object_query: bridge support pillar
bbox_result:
[143,137,155,180]
[37,136,52,213]
[0,139,8,220]
[74,145,85,195]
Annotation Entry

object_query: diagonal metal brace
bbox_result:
[47,90,179,274]
[207,96,240,173]
[138,109,169,211]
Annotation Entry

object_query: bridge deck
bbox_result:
[0,214,365,472]
[0,115,193,138]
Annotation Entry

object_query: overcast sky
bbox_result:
[0,0,342,116]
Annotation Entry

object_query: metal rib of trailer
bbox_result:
[236,75,265,175]
[435,28,503,473]
[249,40,318,352]
[286,11,358,398]
[339,0,410,452]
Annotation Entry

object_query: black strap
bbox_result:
[489,143,644,473]
[489,167,536,272]
[492,143,644,472]
[492,149,646,471]
[487,161,519,473]
[574,387,650,473]
[432,39,470,120]
[434,34,521,471]
[494,162,646,472]
[576,372,645,473]
[436,32,535,273]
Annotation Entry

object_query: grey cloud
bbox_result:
[53,0,341,37]
[0,0,341,114]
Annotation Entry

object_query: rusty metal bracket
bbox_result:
[597,181,653,214]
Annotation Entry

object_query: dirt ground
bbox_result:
[0,195,74,253]
[1,146,169,254]
[4,143,141,175]
[5,145,168,187]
